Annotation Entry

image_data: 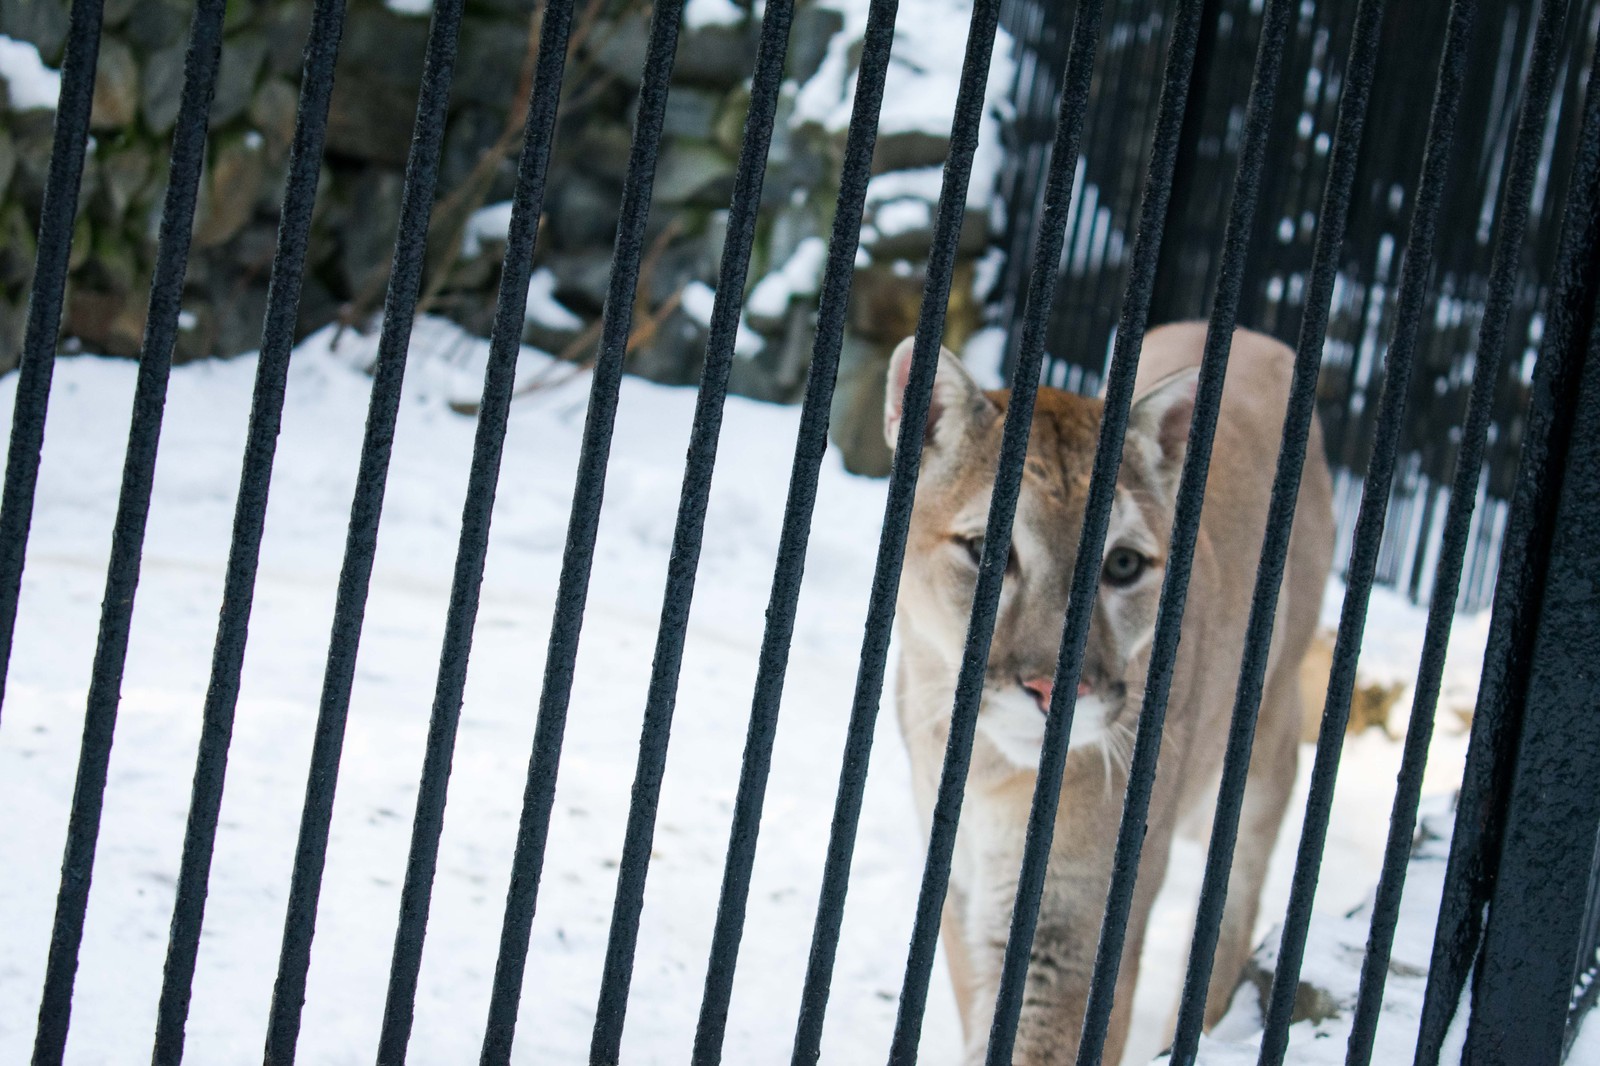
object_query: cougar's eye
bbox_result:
[951,534,1018,573]
[1102,546,1148,587]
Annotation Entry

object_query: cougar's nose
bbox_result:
[1020,676,1093,712]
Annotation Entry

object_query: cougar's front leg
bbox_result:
[999,782,1178,1064]
[942,883,979,1037]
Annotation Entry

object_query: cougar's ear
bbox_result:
[883,336,997,452]
[1126,365,1198,498]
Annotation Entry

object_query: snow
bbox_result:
[684,0,750,29]
[460,201,516,258]
[1172,799,1462,1065]
[1318,579,1489,730]
[523,267,583,331]
[866,167,949,205]
[746,237,828,322]
[792,0,1017,214]
[679,280,765,358]
[869,198,933,240]
[0,315,1497,1063]
[959,325,1007,389]
[0,35,62,111]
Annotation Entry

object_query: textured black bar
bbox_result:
[373,3,575,1063]
[1071,1,1294,1060]
[985,0,1209,1056]
[1256,2,1478,1062]
[0,0,104,720]
[262,1,466,1060]
[31,2,226,1061]
[151,2,350,1062]
[1163,0,1386,1059]
[477,0,685,1060]
[1413,25,1600,1066]
[1343,2,1567,1062]
[788,0,1003,1057]
[1463,293,1600,1063]
[689,0,895,1059]
[886,0,1102,1055]
[585,1,795,1061]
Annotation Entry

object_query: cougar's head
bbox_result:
[885,337,1197,773]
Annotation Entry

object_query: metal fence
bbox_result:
[994,0,1600,613]
[1,0,1598,1062]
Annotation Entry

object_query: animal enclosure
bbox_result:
[1,0,1599,1062]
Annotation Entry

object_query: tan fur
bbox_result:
[885,322,1335,1063]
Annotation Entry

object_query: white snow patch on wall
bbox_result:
[685,0,749,29]
[524,268,583,330]
[865,167,945,205]
[0,35,62,111]
[868,198,932,240]
[792,0,1017,206]
[681,280,764,357]
[460,201,515,257]
[746,236,828,321]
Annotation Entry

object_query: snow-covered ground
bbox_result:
[0,318,1497,1064]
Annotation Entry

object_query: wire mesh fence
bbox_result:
[995,0,1600,614]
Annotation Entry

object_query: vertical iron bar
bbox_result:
[372,1,576,1062]
[788,0,1006,1055]
[887,0,1104,1057]
[31,2,226,1061]
[1256,2,1479,1062]
[1414,21,1600,1066]
[1343,1,1569,1062]
[0,0,104,720]
[585,0,795,1059]
[1162,0,1386,1059]
[1072,1,1297,1061]
[984,0,1211,1056]
[476,0,686,1059]
[689,0,897,1057]
[1461,289,1600,1064]
[262,0,466,1059]
[151,0,350,1061]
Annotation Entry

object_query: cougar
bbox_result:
[885,322,1334,1063]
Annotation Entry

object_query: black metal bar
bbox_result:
[1414,21,1600,1065]
[262,0,466,1059]
[1148,0,1224,331]
[985,0,1211,1055]
[1343,2,1569,1062]
[151,1,350,1061]
[689,0,895,1054]
[0,0,104,721]
[1256,2,1479,1062]
[787,0,1005,1057]
[1163,0,1387,1060]
[476,0,686,1059]
[887,0,1104,1057]
[1071,0,1296,1060]
[585,0,794,1059]
[30,2,226,1061]
[372,3,575,1063]
[1462,283,1600,1065]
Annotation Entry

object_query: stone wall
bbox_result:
[0,0,1003,474]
